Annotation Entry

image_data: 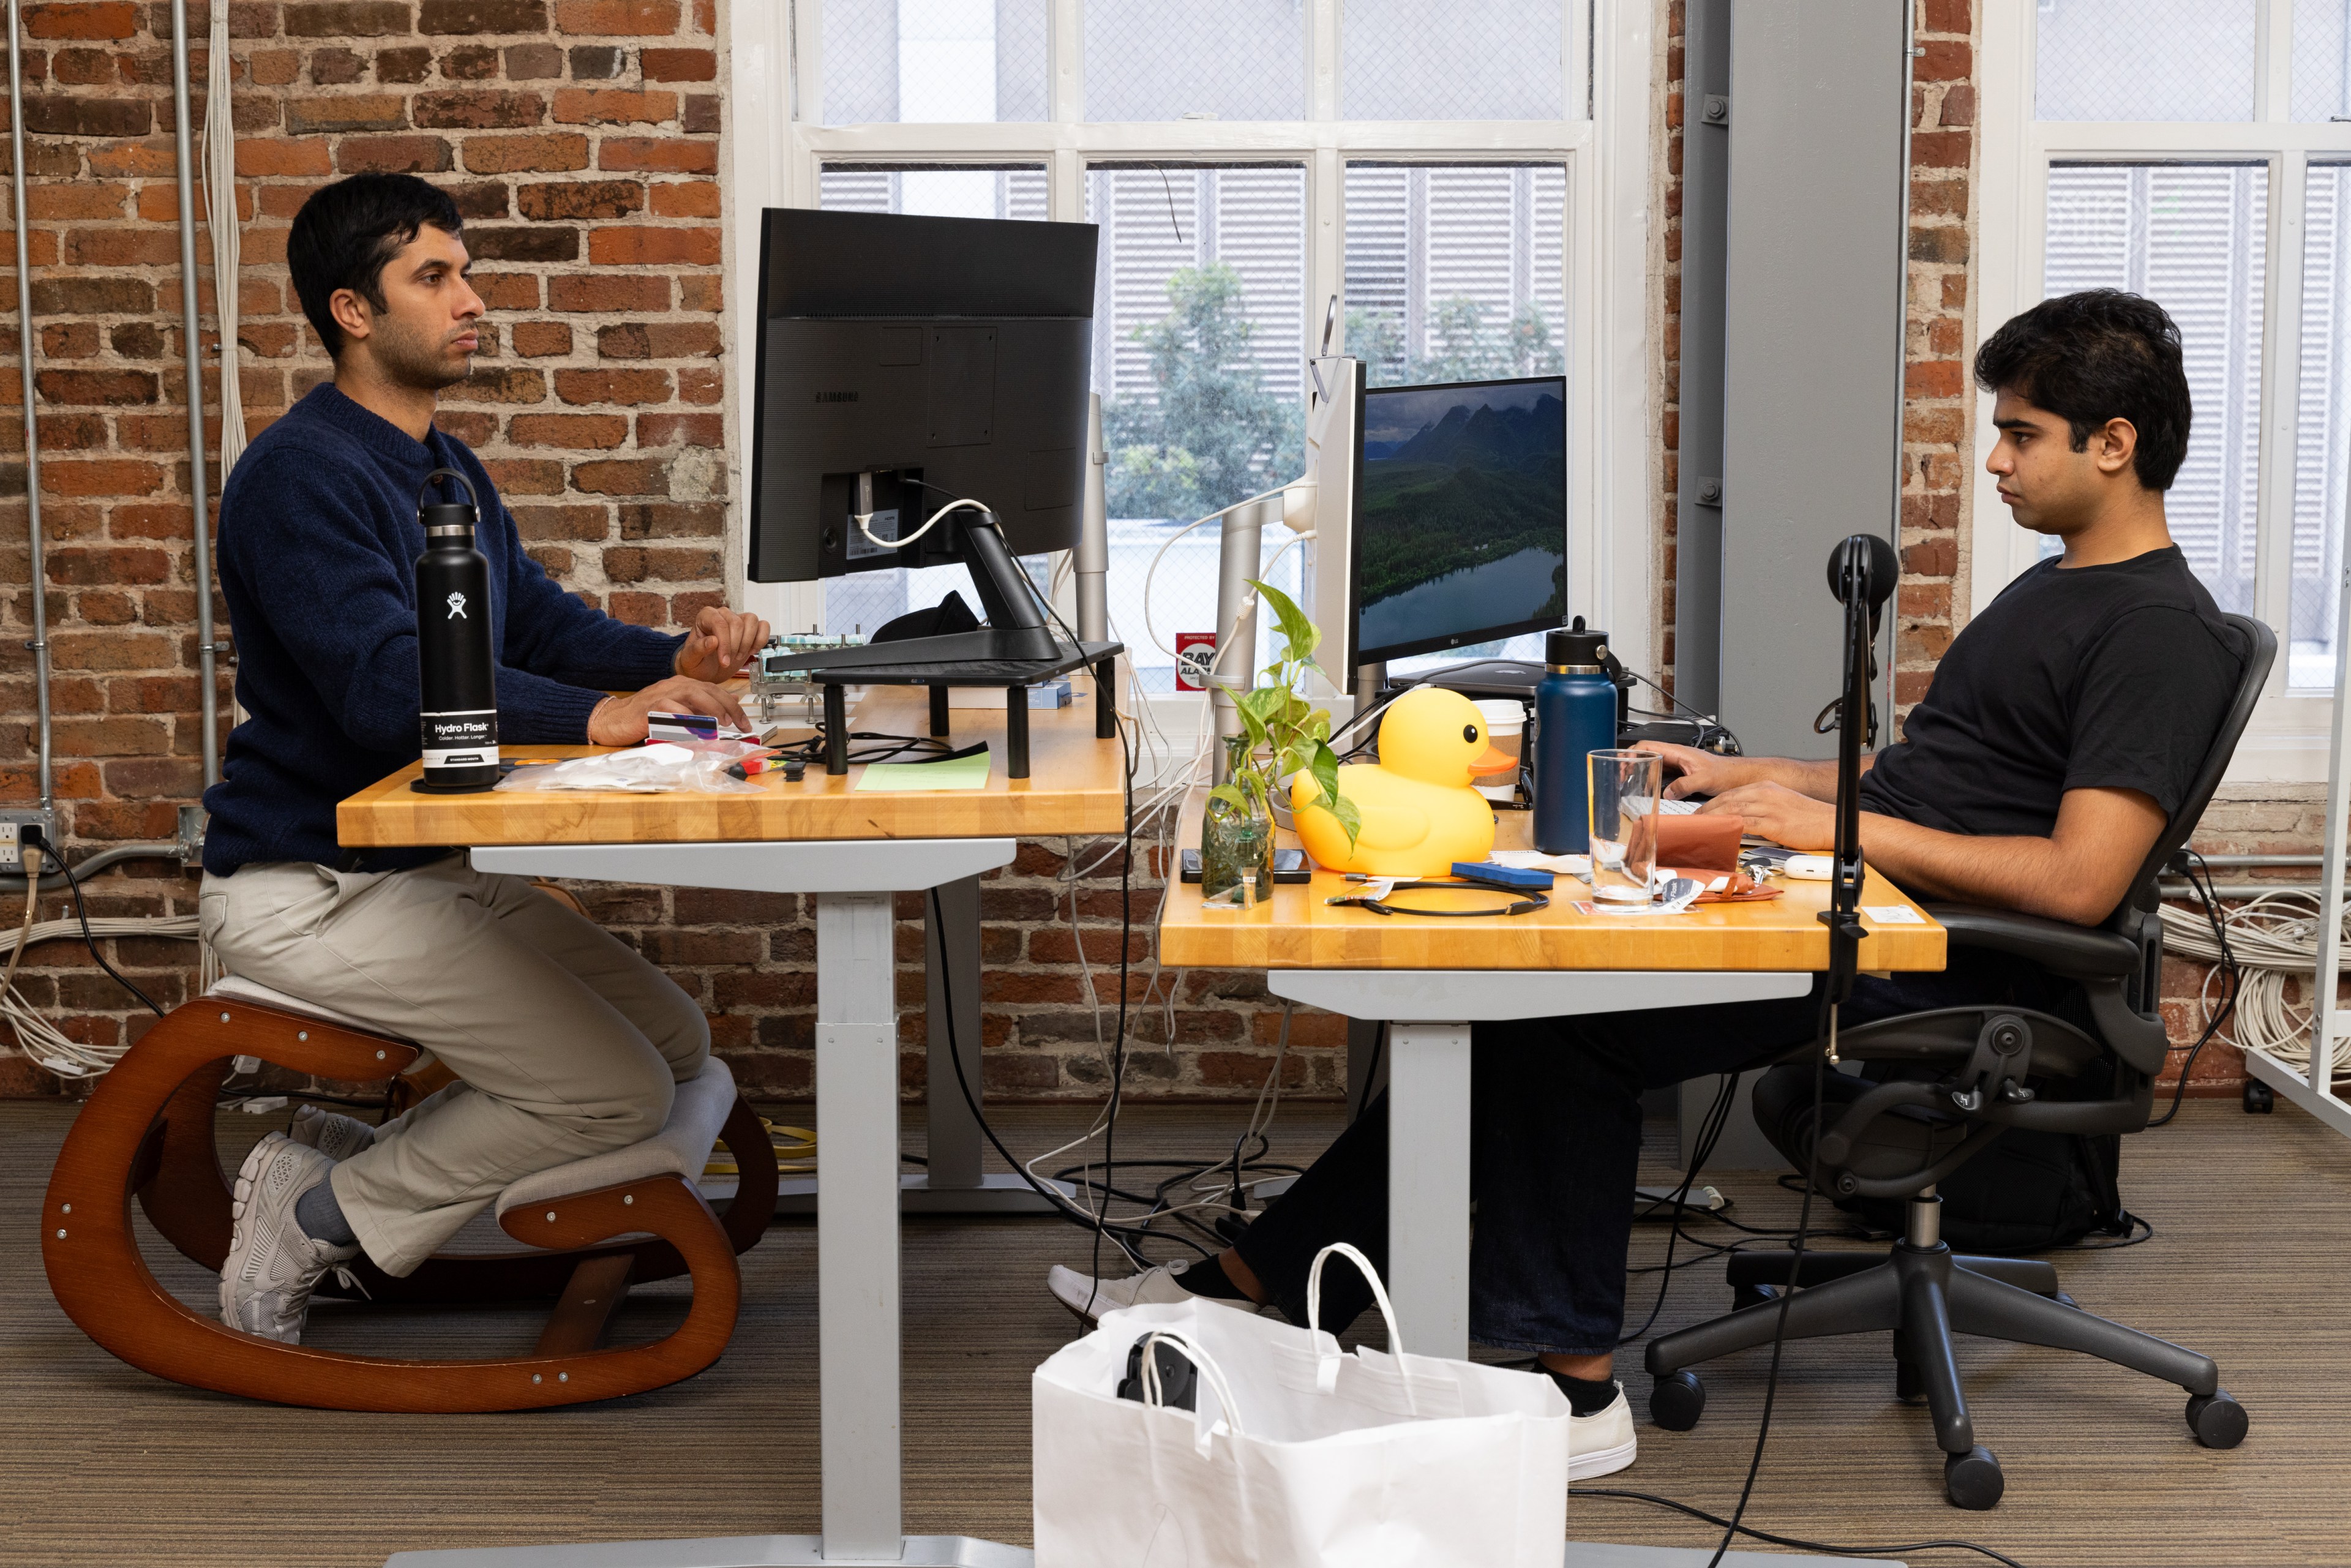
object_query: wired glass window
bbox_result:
[2041,164,2267,616]
[2034,0,2259,122]
[1082,0,1305,122]
[1340,0,1566,121]
[821,0,1049,123]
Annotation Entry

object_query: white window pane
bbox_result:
[814,167,1052,636]
[2294,0,2351,121]
[2042,165,2267,617]
[1087,165,1308,689]
[1084,0,1304,121]
[821,0,1049,124]
[1343,164,1567,389]
[2035,0,2256,122]
[1341,0,1565,121]
[2292,165,2351,686]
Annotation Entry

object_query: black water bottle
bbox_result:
[411,467,500,793]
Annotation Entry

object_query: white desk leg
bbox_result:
[816,890,902,1559]
[1385,1021,1472,1360]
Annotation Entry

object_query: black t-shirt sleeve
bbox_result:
[2063,606,2241,817]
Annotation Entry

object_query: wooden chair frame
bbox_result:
[41,996,779,1412]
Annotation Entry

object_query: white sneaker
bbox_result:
[1048,1259,1255,1324]
[219,1132,360,1345]
[1568,1387,1638,1480]
[288,1103,378,1162]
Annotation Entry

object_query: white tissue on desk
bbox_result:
[496,738,765,795]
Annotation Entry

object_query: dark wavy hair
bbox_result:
[287,173,464,359]
[1972,289,2192,491]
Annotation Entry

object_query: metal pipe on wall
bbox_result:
[6,0,48,812]
[170,0,220,789]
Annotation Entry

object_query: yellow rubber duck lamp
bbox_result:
[1290,685,1518,876]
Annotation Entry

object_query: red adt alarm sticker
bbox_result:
[1174,632,1218,692]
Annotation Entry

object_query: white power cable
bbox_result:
[201,0,243,479]
[2159,888,2349,1080]
[1139,479,1312,661]
[857,494,988,553]
[0,913,200,1078]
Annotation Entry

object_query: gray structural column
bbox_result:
[814,890,902,1559]
[1700,0,1912,758]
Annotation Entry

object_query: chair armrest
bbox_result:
[1921,904,2139,981]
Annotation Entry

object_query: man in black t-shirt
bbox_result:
[1043,291,2248,1480]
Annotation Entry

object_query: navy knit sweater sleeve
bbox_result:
[200,384,684,875]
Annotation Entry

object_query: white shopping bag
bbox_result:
[1033,1244,1570,1568]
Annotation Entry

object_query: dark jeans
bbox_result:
[1230,949,2083,1356]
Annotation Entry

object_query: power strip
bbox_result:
[0,809,55,875]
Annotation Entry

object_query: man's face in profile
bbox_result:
[348,224,483,392]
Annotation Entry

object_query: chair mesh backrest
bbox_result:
[2113,612,2276,927]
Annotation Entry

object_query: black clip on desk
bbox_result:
[811,640,1124,778]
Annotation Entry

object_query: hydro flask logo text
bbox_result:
[446,591,468,620]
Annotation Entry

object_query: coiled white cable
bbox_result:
[0,913,200,1078]
[2159,889,2347,1079]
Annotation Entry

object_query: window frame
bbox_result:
[724,0,1661,719]
[1976,0,2351,781]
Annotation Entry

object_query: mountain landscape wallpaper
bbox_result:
[1354,378,1568,657]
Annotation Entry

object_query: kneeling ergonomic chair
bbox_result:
[42,975,779,1412]
[1644,612,2272,1510]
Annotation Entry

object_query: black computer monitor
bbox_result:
[748,206,1098,588]
[1348,373,1568,669]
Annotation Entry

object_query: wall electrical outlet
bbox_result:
[0,809,57,876]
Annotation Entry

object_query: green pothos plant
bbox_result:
[1207,579,1361,852]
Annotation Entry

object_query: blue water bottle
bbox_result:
[1532,618,1619,854]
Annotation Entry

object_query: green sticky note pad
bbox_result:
[855,751,994,792]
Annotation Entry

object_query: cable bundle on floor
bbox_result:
[2158,886,2339,1080]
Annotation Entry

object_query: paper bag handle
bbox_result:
[1140,1329,1246,1457]
[1303,1242,1418,1413]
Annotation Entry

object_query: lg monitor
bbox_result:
[1348,374,1569,670]
[748,207,1099,669]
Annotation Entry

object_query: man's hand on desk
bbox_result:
[1695,781,1835,851]
[673,606,771,684]
[588,676,752,747]
[1643,741,1760,801]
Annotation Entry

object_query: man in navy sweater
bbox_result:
[199,173,769,1343]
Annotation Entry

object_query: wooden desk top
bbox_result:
[337,681,1128,848]
[1157,792,1946,973]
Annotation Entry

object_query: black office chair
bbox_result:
[1643,612,2273,1510]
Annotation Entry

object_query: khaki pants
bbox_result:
[198,855,710,1276]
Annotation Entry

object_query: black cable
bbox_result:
[1351,1022,1384,1120]
[2150,848,2237,1128]
[50,846,164,1017]
[1618,1072,1737,1346]
[1572,1488,2033,1568]
[1706,994,1831,1568]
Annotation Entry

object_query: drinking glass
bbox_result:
[1588,749,1661,905]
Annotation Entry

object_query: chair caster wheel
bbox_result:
[1944,1446,2004,1510]
[1732,1284,1774,1311]
[1895,1357,1927,1404]
[2188,1390,2248,1449]
[2244,1081,2275,1114]
[2053,1292,2078,1309]
[1650,1370,1705,1431]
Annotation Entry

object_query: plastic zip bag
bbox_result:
[495,739,766,795]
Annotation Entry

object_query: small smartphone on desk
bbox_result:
[1179,848,1310,883]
